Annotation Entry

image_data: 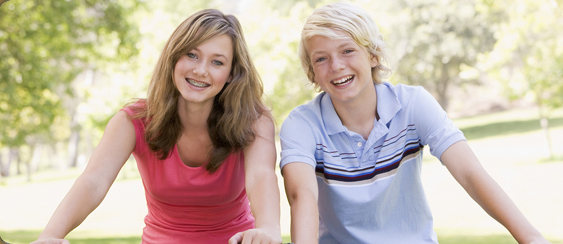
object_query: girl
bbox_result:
[32,9,282,244]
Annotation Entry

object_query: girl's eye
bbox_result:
[315,57,326,63]
[344,49,354,54]
[212,60,224,66]
[187,53,197,59]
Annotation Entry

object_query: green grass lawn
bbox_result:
[2,230,562,244]
[0,230,141,244]
[454,108,563,140]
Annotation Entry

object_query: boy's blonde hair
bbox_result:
[299,2,391,91]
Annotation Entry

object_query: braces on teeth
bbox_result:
[187,79,210,87]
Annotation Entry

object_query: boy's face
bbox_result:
[306,34,378,105]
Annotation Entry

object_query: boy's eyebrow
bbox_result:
[310,49,326,56]
[310,42,354,56]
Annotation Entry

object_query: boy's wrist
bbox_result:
[525,236,551,244]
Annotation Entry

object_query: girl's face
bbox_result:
[173,34,233,106]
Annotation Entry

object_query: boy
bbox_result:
[279,2,550,243]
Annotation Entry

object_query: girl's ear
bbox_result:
[226,75,233,83]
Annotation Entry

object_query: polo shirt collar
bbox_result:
[375,82,402,126]
[320,82,402,135]
[320,93,345,135]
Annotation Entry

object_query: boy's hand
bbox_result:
[30,238,70,244]
[528,238,552,244]
[228,228,282,244]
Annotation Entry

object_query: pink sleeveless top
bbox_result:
[122,107,255,244]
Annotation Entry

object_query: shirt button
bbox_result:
[357,142,363,147]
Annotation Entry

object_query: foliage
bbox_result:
[388,0,503,111]
[243,0,337,124]
[480,0,563,158]
[0,0,142,148]
[484,0,563,111]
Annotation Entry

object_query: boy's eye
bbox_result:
[187,53,197,59]
[212,60,224,66]
[315,57,326,63]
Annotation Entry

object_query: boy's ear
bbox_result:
[370,54,379,68]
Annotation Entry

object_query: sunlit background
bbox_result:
[1,0,562,243]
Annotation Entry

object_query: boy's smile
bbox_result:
[331,75,355,86]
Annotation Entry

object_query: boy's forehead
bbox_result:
[313,28,350,39]
[306,34,356,52]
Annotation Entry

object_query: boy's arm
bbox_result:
[441,140,550,244]
[282,162,319,244]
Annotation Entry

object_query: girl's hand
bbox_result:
[228,228,283,244]
[30,238,70,244]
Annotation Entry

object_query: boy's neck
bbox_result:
[332,85,379,140]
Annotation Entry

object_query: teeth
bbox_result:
[332,75,354,85]
[187,78,210,88]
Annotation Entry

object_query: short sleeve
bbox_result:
[119,106,147,154]
[279,112,317,170]
[411,88,466,161]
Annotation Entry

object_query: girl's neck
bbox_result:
[177,97,213,132]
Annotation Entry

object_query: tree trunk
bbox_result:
[48,144,59,170]
[0,152,3,180]
[5,147,21,177]
[13,148,22,175]
[27,143,43,182]
[1,150,13,177]
[1,148,17,177]
[67,129,80,168]
[540,117,554,160]
[31,143,43,173]
[26,144,34,182]
[537,97,554,160]
[436,62,451,111]
[66,89,81,168]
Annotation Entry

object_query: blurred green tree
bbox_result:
[484,0,563,159]
[0,0,142,177]
[389,0,503,111]
[243,0,335,126]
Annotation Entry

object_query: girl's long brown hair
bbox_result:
[128,9,270,173]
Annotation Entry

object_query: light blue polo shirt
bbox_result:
[280,82,465,244]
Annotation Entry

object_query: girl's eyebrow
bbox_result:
[192,47,230,59]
